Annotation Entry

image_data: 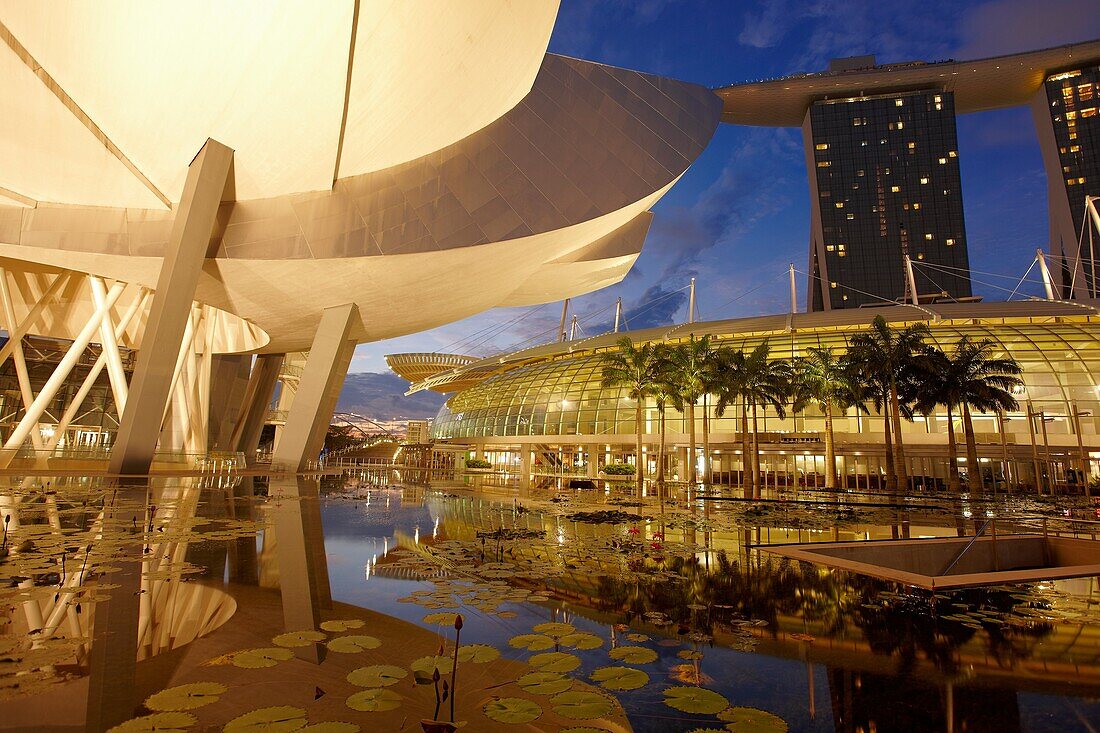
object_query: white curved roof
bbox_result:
[0,0,559,207]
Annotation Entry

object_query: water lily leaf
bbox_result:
[550,691,614,720]
[223,706,307,733]
[483,697,542,724]
[625,633,650,643]
[346,665,408,687]
[422,612,460,626]
[509,633,555,651]
[561,729,612,733]
[345,688,402,712]
[144,682,226,711]
[299,724,360,733]
[107,712,197,733]
[608,646,657,665]
[561,633,603,650]
[272,630,326,648]
[410,655,452,674]
[717,707,789,732]
[678,650,705,661]
[532,622,575,638]
[320,620,364,633]
[456,644,500,663]
[590,666,649,691]
[517,671,573,695]
[528,651,581,673]
[232,647,295,668]
[326,635,381,653]
[663,686,730,714]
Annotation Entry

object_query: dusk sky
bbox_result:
[349,0,1100,374]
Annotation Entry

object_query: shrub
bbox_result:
[465,458,492,469]
[601,463,636,476]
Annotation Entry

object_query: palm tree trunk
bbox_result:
[947,404,961,493]
[687,400,697,485]
[657,406,666,511]
[751,401,761,500]
[883,390,897,493]
[962,402,980,493]
[824,401,836,490]
[889,380,908,491]
[741,393,752,499]
[702,394,710,485]
[635,399,644,498]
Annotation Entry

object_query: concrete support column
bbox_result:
[231,354,284,463]
[108,139,234,476]
[271,304,359,473]
[208,354,252,452]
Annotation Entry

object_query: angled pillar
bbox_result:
[208,354,252,452]
[231,354,284,463]
[108,139,234,476]
[271,304,359,473]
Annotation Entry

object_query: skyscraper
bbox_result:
[804,87,971,310]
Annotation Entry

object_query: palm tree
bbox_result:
[663,335,711,485]
[651,349,677,509]
[918,338,1022,492]
[698,338,723,485]
[850,316,929,492]
[740,341,793,499]
[711,346,752,498]
[792,347,868,490]
[599,337,659,496]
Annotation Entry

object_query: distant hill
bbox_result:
[336,371,447,420]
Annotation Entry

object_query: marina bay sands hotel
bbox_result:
[716,43,1100,310]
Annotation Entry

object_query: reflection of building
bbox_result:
[1033,64,1100,297]
[390,301,1100,491]
[716,42,1100,310]
[0,2,720,473]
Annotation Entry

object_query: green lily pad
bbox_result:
[107,712,197,733]
[326,635,381,653]
[483,697,542,724]
[517,671,573,695]
[509,633,555,651]
[422,612,460,626]
[272,630,326,648]
[320,619,365,633]
[232,647,295,668]
[590,666,649,691]
[346,688,402,712]
[678,649,705,660]
[717,707,789,732]
[346,664,408,687]
[608,646,657,664]
[410,655,453,674]
[532,622,576,638]
[528,651,581,673]
[223,706,307,733]
[550,690,615,720]
[625,633,650,643]
[299,724,360,733]
[663,686,730,714]
[456,644,500,663]
[144,682,226,711]
[561,633,603,650]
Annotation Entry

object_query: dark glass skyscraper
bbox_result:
[804,90,972,310]
[1033,65,1100,297]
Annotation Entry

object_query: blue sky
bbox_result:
[349,0,1100,373]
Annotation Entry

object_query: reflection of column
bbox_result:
[228,477,259,584]
[85,481,149,732]
[269,477,331,663]
[271,305,359,473]
[231,354,284,463]
[109,140,234,476]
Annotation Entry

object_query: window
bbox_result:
[826,245,835,251]
[817,161,831,168]
[835,202,845,208]
[938,157,947,164]
[946,238,955,246]
[925,233,934,240]
[815,143,829,150]
[920,177,929,184]
[891,185,900,193]
[949,150,958,157]
[847,213,855,220]
[830,281,837,288]
[908,142,916,150]
[912,203,921,210]
[895,98,904,107]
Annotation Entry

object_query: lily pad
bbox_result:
[528,651,581,673]
[410,655,452,674]
[483,697,543,724]
[561,729,612,733]
[320,620,365,633]
[608,646,657,664]
[517,671,573,695]
[663,686,730,714]
[590,666,649,691]
[561,632,603,650]
[532,622,576,637]
[272,630,326,648]
[626,633,650,643]
[422,612,460,626]
[299,724,360,733]
[550,690,615,720]
[346,688,402,712]
[509,633,555,651]
[223,706,307,733]
[717,707,789,732]
[144,682,226,711]
[107,712,197,733]
[678,650,705,661]
[326,635,381,653]
[346,665,408,687]
[456,644,500,663]
[232,647,295,668]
